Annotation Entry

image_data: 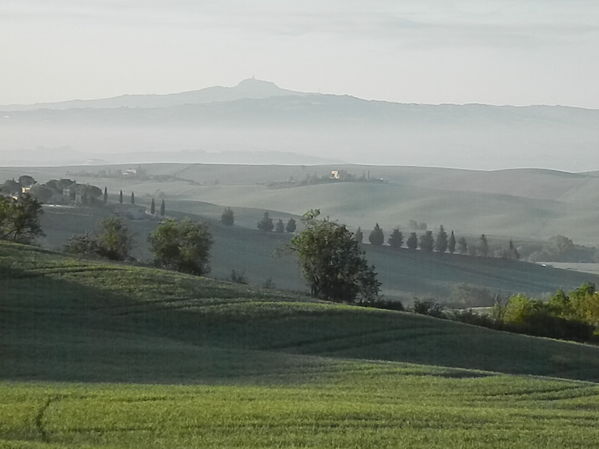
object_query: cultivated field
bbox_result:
[3,242,599,448]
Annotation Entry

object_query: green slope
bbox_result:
[37,206,599,301]
[4,242,599,449]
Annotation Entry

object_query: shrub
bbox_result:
[412,299,445,318]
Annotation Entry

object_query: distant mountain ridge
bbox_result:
[1,78,598,170]
[0,78,304,111]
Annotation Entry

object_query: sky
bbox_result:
[1,0,599,107]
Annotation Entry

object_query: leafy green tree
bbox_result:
[419,231,435,252]
[435,225,448,253]
[150,198,156,215]
[457,236,468,254]
[148,219,213,275]
[479,234,489,257]
[448,231,456,254]
[64,233,98,256]
[290,210,380,303]
[354,227,363,244]
[160,199,165,217]
[221,207,234,226]
[275,219,285,233]
[0,179,21,195]
[406,232,418,250]
[368,223,384,246]
[95,217,133,261]
[257,212,274,232]
[388,228,403,249]
[0,194,44,243]
[286,217,297,233]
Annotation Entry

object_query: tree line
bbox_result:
[360,223,519,259]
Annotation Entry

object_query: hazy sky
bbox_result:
[2,0,599,107]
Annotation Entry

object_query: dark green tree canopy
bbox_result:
[221,207,235,226]
[95,217,134,261]
[0,194,44,243]
[435,225,448,254]
[257,212,274,232]
[285,217,297,233]
[419,231,435,252]
[388,228,404,249]
[148,219,213,275]
[290,210,380,304]
[275,219,285,233]
[448,231,456,254]
[368,223,384,246]
[406,232,418,250]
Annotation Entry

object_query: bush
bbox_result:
[361,298,404,312]
[0,194,44,243]
[230,269,248,284]
[412,299,445,318]
[96,217,134,261]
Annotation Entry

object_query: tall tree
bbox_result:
[448,230,456,254]
[435,225,448,254]
[160,199,165,217]
[0,194,44,243]
[354,227,363,244]
[150,198,156,215]
[419,231,435,253]
[509,240,520,260]
[95,217,133,261]
[285,217,297,233]
[457,236,468,254]
[275,219,285,233]
[479,234,489,257]
[290,210,380,303]
[103,187,108,204]
[257,212,274,232]
[388,228,404,249]
[406,232,418,250]
[130,192,135,205]
[368,223,384,246]
[148,219,213,275]
[221,207,234,226]
[119,190,123,204]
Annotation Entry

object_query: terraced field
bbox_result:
[3,242,599,448]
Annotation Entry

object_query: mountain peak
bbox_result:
[236,78,279,89]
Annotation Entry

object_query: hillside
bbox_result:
[4,242,599,448]
[34,205,599,302]
[3,162,599,243]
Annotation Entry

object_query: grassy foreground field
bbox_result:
[3,242,599,448]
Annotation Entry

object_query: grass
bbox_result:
[4,242,599,448]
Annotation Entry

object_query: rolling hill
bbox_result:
[34,204,599,302]
[3,242,599,448]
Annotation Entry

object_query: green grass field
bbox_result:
[3,242,599,448]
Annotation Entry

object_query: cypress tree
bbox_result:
[150,198,155,215]
[435,225,448,254]
[354,227,363,244]
[275,219,285,233]
[160,199,165,217]
[119,190,123,204]
[130,192,135,205]
[286,217,297,233]
[388,228,404,249]
[419,231,435,253]
[257,212,274,232]
[448,231,456,254]
[479,234,489,257]
[103,187,108,204]
[368,223,384,246]
[457,236,468,254]
[406,232,418,250]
